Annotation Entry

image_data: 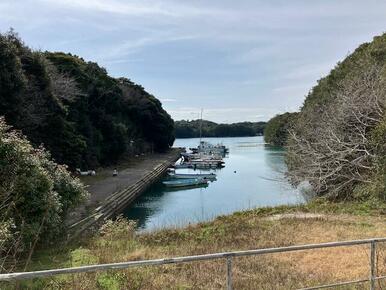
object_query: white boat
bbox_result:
[181,152,200,160]
[169,173,216,180]
[174,163,192,169]
[191,163,224,169]
[190,159,224,167]
[194,109,228,156]
[182,152,223,162]
[197,141,228,155]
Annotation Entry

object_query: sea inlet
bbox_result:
[124,136,304,231]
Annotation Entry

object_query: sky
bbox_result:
[1,1,386,123]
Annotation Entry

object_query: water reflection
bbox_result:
[124,183,165,229]
[123,136,304,231]
[263,145,289,181]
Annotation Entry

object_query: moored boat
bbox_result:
[174,163,192,169]
[197,141,229,155]
[190,159,224,167]
[163,183,208,192]
[181,152,223,162]
[174,160,224,169]
[168,173,217,180]
[162,178,208,188]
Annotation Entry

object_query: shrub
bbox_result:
[0,117,87,271]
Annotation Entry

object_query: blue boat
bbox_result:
[162,178,208,188]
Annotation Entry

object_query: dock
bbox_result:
[66,148,183,237]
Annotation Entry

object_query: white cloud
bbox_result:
[38,0,229,19]
[98,33,200,61]
[2,0,386,123]
[160,98,177,102]
[39,0,175,16]
[167,107,280,123]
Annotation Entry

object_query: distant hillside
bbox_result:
[0,30,174,169]
[175,120,266,138]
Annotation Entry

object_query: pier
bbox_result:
[66,148,183,237]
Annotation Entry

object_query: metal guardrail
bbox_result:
[1,238,385,289]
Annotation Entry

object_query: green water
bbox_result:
[123,136,303,231]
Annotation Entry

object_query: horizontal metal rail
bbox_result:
[1,238,385,289]
[299,278,369,290]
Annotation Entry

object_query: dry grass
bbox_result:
[5,205,386,289]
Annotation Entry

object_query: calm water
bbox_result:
[123,136,304,231]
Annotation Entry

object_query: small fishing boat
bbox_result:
[194,163,224,169]
[178,162,223,169]
[182,152,223,162]
[168,173,217,180]
[181,152,201,160]
[190,159,225,168]
[164,183,208,192]
[197,141,229,155]
[162,178,208,188]
[174,163,192,169]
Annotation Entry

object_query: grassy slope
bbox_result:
[3,200,384,289]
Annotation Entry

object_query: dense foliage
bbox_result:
[0,117,87,269]
[0,31,174,170]
[175,120,266,138]
[286,34,386,200]
[264,113,298,146]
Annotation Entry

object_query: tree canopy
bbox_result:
[286,34,386,201]
[175,120,266,138]
[0,31,175,170]
[264,113,298,146]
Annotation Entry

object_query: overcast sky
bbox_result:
[1,1,386,123]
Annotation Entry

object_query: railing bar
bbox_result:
[374,275,386,281]
[226,256,232,290]
[1,238,386,281]
[370,240,376,290]
[299,278,369,290]
[300,275,386,290]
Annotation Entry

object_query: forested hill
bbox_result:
[175,120,266,138]
[267,33,386,201]
[264,112,298,146]
[0,31,175,169]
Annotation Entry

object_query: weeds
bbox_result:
[1,202,385,289]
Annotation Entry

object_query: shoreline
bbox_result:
[65,148,183,237]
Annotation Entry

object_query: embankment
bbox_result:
[66,148,183,237]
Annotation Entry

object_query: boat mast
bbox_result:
[199,108,203,143]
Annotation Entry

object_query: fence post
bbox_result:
[226,256,232,290]
[370,240,376,290]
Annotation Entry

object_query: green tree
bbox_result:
[0,117,87,269]
[0,31,24,123]
[174,120,266,138]
[264,113,298,146]
[0,31,175,170]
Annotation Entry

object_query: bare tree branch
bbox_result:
[287,60,385,198]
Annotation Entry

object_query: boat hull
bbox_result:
[162,178,208,188]
[169,173,217,180]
